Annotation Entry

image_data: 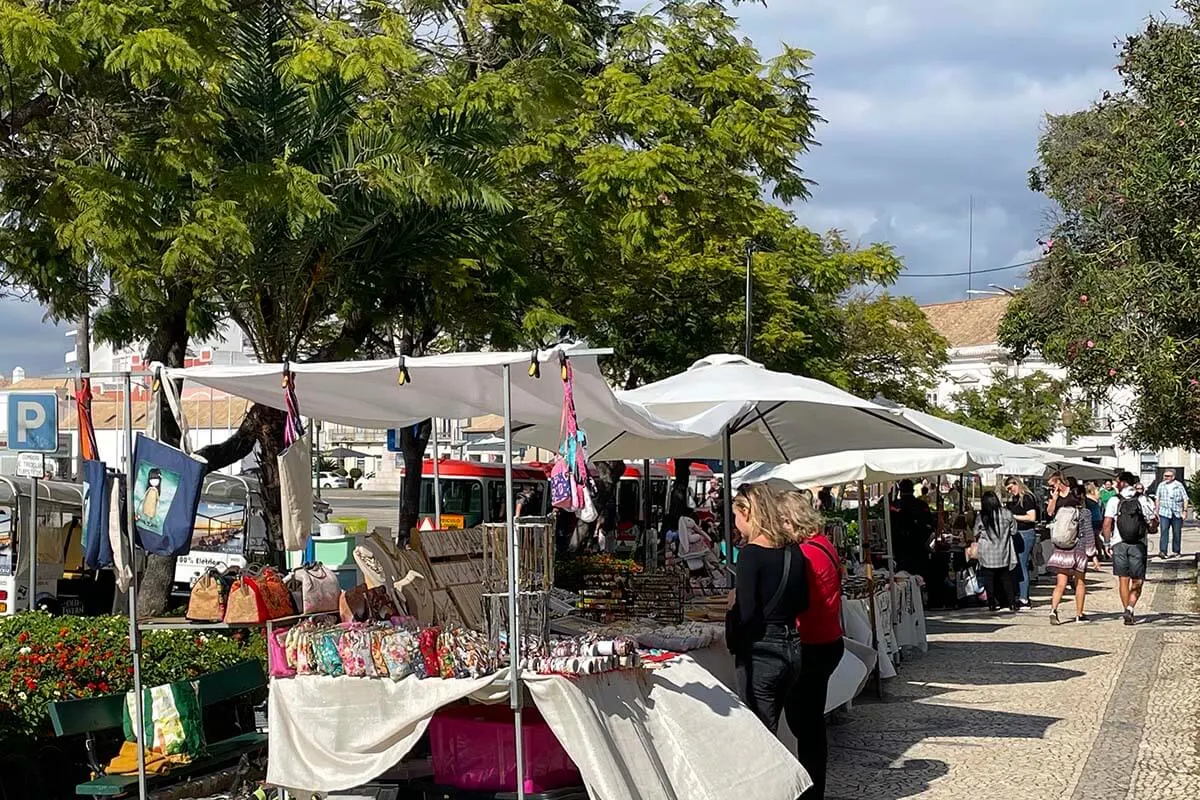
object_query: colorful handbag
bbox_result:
[380,629,416,680]
[339,584,399,623]
[292,628,319,675]
[336,626,375,677]
[185,568,226,622]
[254,566,297,619]
[314,630,345,677]
[418,626,442,679]
[268,626,296,678]
[287,563,341,614]
[224,574,268,624]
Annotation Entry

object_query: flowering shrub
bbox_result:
[0,613,264,746]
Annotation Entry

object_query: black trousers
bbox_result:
[785,638,845,800]
[735,628,803,735]
[979,566,1017,610]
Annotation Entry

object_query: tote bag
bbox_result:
[131,433,206,557]
[82,460,113,569]
[122,680,207,762]
[277,432,312,551]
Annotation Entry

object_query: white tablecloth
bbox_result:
[267,658,811,800]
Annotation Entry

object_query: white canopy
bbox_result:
[731,447,988,491]
[883,406,1051,466]
[166,345,715,452]
[600,355,951,462]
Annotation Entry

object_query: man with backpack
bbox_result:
[1103,472,1157,625]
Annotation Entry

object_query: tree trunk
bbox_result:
[119,285,192,616]
[569,460,625,552]
[663,459,694,534]
[398,420,431,543]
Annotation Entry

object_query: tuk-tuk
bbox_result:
[0,477,85,615]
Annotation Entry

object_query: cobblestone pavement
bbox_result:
[826,530,1200,799]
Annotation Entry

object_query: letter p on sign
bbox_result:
[5,393,58,453]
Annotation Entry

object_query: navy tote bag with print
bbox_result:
[82,459,114,569]
[131,434,206,557]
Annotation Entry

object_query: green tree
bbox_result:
[1001,2,1200,449]
[939,370,1093,444]
[834,293,949,409]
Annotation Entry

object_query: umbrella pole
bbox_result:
[642,459,652,568]
[431,419,441,529]
[502,363,525,800]
[722,425,734,589]
[884,488,896,573]
[857,480,868,565]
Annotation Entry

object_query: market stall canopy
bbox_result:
[731,446,988,491]
[165,345,716,453]
[325,446,370,459]
[1033,451,1115,482]
[877,404,1051,467]
[600,355,952,462]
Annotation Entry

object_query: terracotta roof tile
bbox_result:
[920,296,1012,348]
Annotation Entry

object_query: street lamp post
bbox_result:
[744,242,753,357]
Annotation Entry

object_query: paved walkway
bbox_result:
[827,530,1200,799]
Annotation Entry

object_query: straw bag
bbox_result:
[287,563,341,614]
[185,568,227,623]
[224,574,268,624]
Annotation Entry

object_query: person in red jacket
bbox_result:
[780,489,844,800]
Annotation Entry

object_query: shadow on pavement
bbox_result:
[824,633,1100,799]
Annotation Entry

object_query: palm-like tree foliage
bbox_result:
[211,3,513,362]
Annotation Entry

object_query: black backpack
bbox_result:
[1116,496,1148,543]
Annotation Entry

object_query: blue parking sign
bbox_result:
[6,393,59,452]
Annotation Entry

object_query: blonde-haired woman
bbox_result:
[726,483,809,735]
[779,491,843,800]
[1004,477,1039,609]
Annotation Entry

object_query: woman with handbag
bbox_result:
[780,491,843,800]
[973,491,1019,613]
[1046,478,1097,624]
[725,483,808,735]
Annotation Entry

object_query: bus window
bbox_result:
[489,481,547,521]
[616,480,640,523]
[421,478,483,522]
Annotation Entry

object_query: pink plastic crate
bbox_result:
[429,703,582,793]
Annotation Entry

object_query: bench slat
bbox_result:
[47,659,266,737]
[74,732,266,796]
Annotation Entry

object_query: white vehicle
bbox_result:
[316,472,350,489]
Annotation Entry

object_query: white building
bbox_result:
[921,295,1197,485]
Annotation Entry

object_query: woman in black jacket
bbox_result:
[726,482,809,733]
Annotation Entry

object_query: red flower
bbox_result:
[17,632,28,644]
[86,682,97,691]
[98,682,109,693]
[24,679,35,691]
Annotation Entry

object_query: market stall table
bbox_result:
[266,657,812,800]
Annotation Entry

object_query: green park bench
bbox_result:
[45,659,268,798]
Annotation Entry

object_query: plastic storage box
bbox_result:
[429,704,581,794]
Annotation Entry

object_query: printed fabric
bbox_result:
[131,434,206,557]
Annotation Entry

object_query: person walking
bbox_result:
[974,491,1019,612]
[1153,469,1188,559]
[1046,478,1096,624]
[1085,483,1104,570]
[1004,477,1039,609]
[726,483,808,734]
[1104,471,1156,625]
[779,491,843,800]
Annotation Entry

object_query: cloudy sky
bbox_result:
[0,0,1175,377]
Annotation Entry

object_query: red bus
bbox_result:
[399,459,549,527]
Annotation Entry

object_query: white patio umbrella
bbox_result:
[613,355,953,561]
[731,447,991,491]
[880,405,1052,466]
